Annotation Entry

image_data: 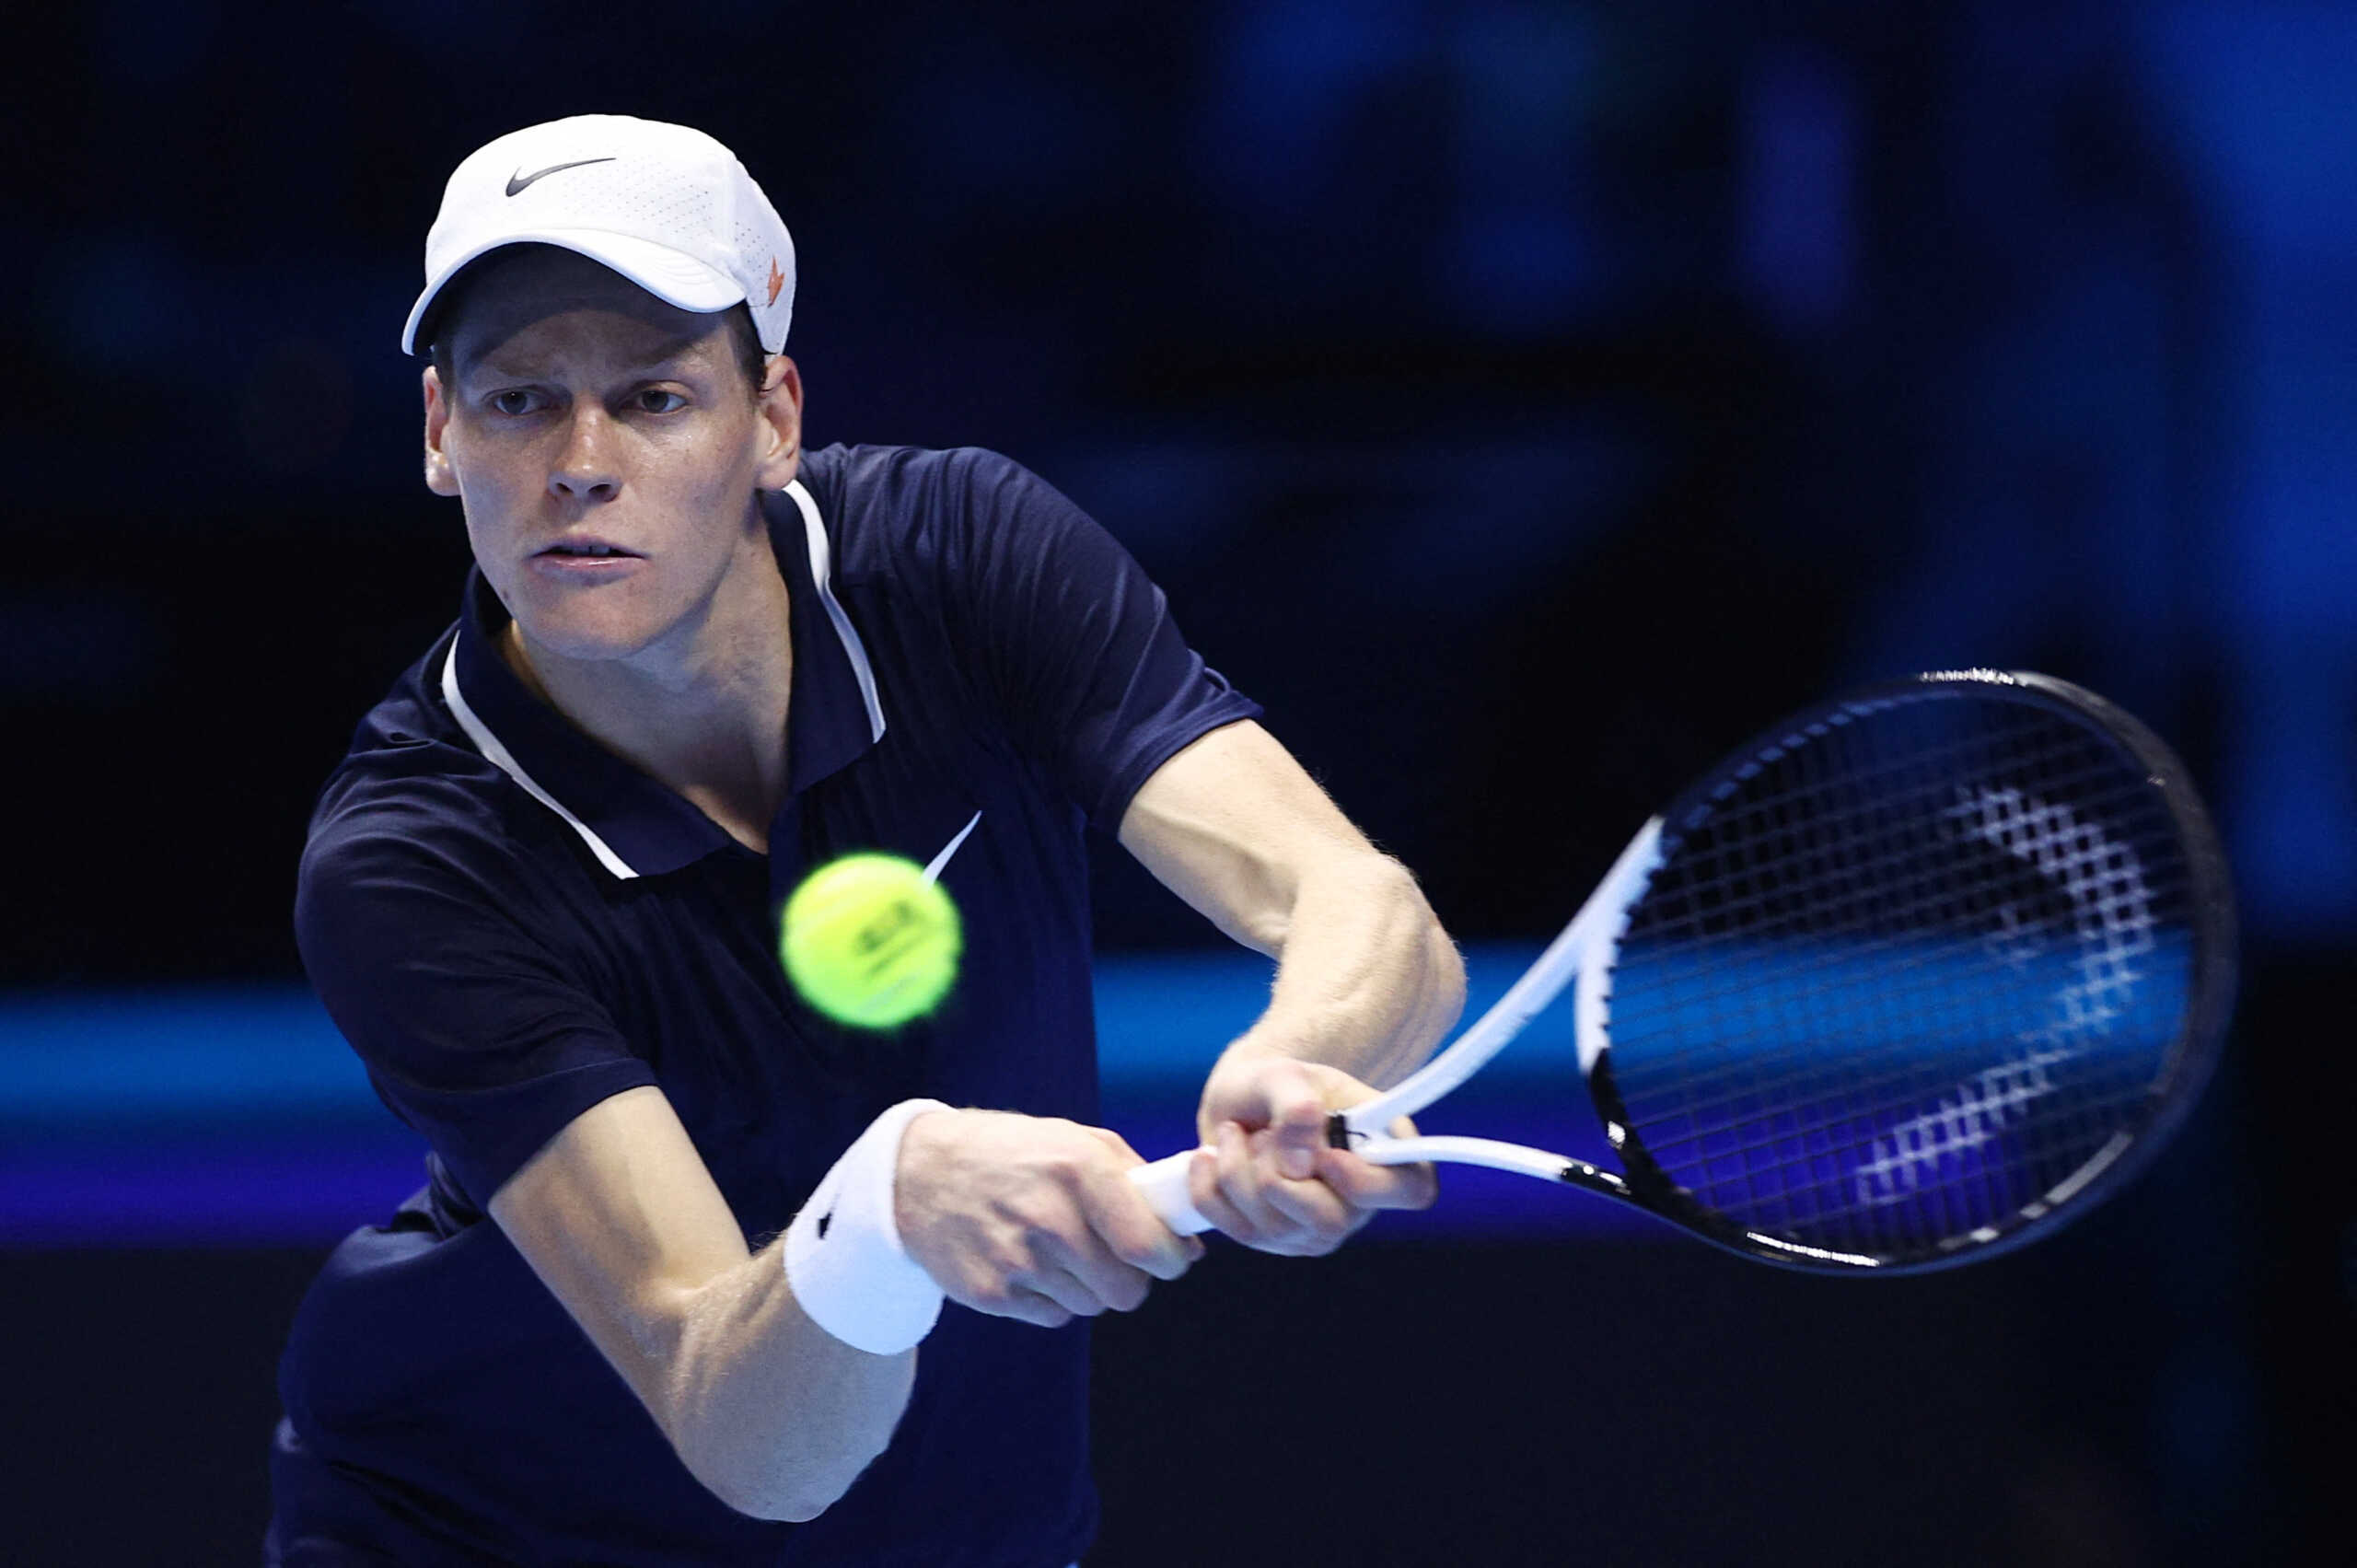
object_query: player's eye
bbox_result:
[487,389,543,416]
[633,389,688,414]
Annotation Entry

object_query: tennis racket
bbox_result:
[1127,670,2235,1272]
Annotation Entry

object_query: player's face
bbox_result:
[422,249,802,667]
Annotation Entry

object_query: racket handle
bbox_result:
[1128,1150,1214,1237]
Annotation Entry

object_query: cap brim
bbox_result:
[401,228,747,355]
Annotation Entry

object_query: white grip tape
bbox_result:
[784,1098,952,1355]
[1127,1149,1214,1237]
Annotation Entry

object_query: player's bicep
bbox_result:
[488,1085,750,1430]
[1117,719,1392,954]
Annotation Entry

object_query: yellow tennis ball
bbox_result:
[779,853,962,1028]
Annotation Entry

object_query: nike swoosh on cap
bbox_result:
[505,157,616,197]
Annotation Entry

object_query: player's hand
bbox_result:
[895,1109,1204,1330]
[1189,1051,1437,1256]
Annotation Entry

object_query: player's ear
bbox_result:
[752,354,804,492]
[423,365,459,498]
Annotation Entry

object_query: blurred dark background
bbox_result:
[2,1,2351,1562]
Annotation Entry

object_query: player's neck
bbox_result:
[500,535,795,853]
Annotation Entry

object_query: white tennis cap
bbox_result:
[401,114,795,356]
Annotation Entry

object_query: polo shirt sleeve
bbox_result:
[294,801,658,1210]
[945,449,1262,831]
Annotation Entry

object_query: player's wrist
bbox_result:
[784,1098,951,1356]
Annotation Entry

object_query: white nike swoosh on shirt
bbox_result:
[922,811,982,884]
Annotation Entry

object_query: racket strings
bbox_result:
[1637,717,2166,970]
[1620,854,2177,1135]
[1624,1005,2163,1247]
[1633,1056,2151,1227]
[1599,695,2194,1260]
[1656,794,2162,991]
[1631,881,2177,1207]
[1630,784,2177,1114]
[1666,755,2160,940]
[1633,1053,2161,1241]
[1639,915,2171,1236]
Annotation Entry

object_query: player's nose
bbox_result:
[549,411,621,502]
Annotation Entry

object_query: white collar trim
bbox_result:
[784,477,887,745]
[440,642,641,879]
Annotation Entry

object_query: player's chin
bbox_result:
[509,593,673,663]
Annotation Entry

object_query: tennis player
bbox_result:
[263,114,1465,1566]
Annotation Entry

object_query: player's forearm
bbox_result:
[651,1240,917,1521]
[1230,852,1466,1088]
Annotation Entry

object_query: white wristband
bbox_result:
[784,1098,951,1355]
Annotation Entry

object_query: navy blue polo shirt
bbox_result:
[268,445,1259,1568]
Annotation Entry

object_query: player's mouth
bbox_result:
[529,537,645,577]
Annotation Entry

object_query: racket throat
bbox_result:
[1556,1159,1631,1200]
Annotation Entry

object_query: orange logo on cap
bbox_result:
[766,257,785,307]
